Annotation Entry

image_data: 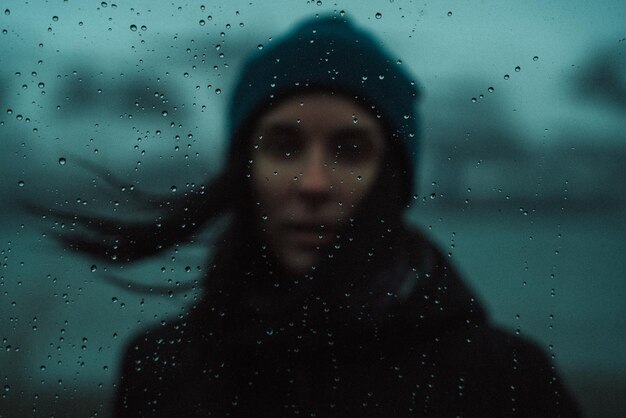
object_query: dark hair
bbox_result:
[32,97,408,302]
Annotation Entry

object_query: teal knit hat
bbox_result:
[228,14,420,193]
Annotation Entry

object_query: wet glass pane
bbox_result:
[1,1,624,416]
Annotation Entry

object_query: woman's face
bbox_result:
[250,93,386,274]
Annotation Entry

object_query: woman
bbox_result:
[57,15,580,417]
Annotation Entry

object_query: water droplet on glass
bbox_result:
[533,56,539,61]
[91,265,97,272]
[488,86,494,93]
[447,11,452,16]
[58,157,66,165]
[141,25,147,31]
[18,180,25,187]
[515,66,521,72]
[4,9,10,15]
[101,2,108,7]
[161,110,168,116]
[130,24,137,31]
[170,185,177,192]
[199,19,205,26]
[375,12,382,19]
[52,16,59,22]
[257,44,264,50]
[471,97,477,103]
[38,82,45,89]
[503,74,509,80]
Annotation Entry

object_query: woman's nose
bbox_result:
[298,144,333,196]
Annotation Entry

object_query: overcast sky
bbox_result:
[2,0,624,154]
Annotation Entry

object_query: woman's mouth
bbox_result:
[283,223,336,246]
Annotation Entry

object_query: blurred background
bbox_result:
[1,1,624,416]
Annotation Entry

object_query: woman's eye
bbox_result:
[262,136,301,159]
[334,139,374,163]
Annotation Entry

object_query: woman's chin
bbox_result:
[279,246,322,276]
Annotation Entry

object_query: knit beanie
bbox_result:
[227,13,420,194]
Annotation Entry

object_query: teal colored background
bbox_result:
[1,1,624,416]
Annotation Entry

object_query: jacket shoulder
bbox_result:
[114,314,213,416]
[450,325,583,417]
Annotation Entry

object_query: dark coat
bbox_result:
[114,226,581,417]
